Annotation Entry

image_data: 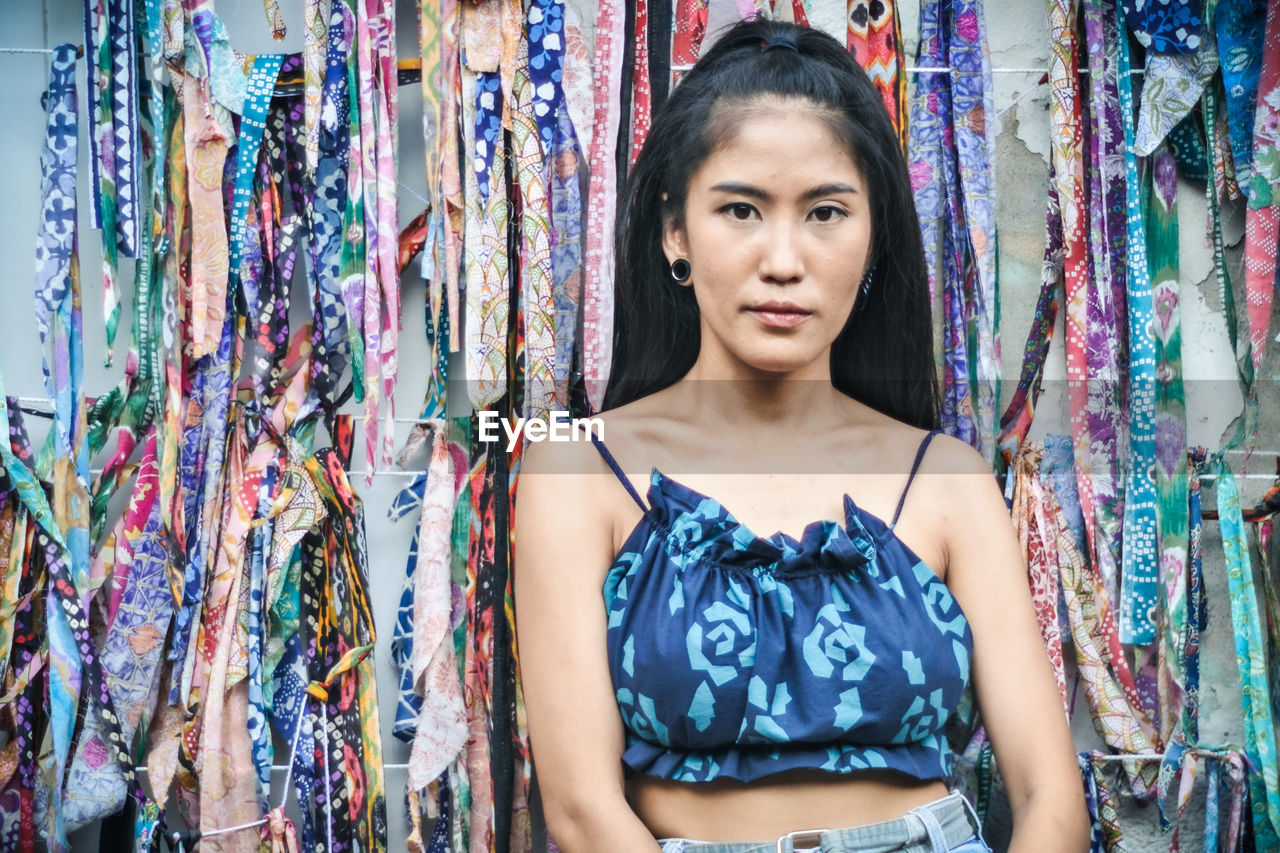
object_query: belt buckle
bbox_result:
[775,827,830,853]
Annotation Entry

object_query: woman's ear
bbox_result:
[660,214,689,269]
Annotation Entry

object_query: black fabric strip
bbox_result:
[616,0,639,190]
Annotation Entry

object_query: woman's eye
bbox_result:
[723,203,756,220]
[811,205,847,223]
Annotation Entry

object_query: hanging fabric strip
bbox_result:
[582,0,624,411]
[1082,0,1129,641]
[1242,0,1280,372]
[1201,74,1260,455]
[1087,754,1127,852]
[1204,755,1221,852]
[84,0,168,546]
[1144,143,1190,744]
[908,11,963,437]
[996,176,1062,467]
[447,417,473,853]
[1121,0,1203,53]
[84,0,141,360]
[1045,439,1159,798]
[309,3,353,415]
[646,0,671,120]
[229,54,286,310]
[28,45,92,851]
[390,469,427,741]
[1046,0,1125,610]
[1182,449,1208,746]
[464,418,500,853]
[64,435,174,831]
[3,379,155,853]
[845,0,908,150]
[630,0,652,170]
[1077,752,1106,852]
[1010,442,1068,710]
[671,0,709,87]
[1213,0,1265,192]
[947,0,999,465]
[440,0,465,359]
[405,428,468,791]
[1216,457,1280,847]
[182,66,233,360]
[1115,0,1159,647]
[349,0,400,482]
[464,65,511,412]
[309,449,390,851]
[908,0,999,462]
[418,0,449,419]
[505,426,532,853]
[549,4,586,410]
[515,0,564,419]
[1132,30,1218,160]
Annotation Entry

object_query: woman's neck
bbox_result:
[668,361,850,436]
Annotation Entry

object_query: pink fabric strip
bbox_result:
[373,0,400,476]
[406,429,468,791]
[1245,0,1280,372]
[583,0,625,411]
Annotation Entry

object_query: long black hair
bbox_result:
[600,15,940,430]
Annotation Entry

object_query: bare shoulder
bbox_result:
[916,435,1017,581]
[919,431,998,477]
[864,428,1008,583]
[514,402,662,587]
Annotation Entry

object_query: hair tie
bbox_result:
[760,35,799,54]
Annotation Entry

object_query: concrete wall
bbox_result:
[0,0,1274,850]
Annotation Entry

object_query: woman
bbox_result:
[514,16,1087,853]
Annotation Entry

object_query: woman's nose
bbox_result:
[758,221,804,283]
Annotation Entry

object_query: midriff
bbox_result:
[626,769,951,843]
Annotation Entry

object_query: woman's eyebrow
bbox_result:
[708,181,859,200]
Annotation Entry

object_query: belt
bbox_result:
[657,791,985,853]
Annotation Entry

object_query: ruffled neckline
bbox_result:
[635,467,888,573]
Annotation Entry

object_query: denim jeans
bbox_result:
[656,791,992,853]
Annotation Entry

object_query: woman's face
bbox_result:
[662,98,873,380]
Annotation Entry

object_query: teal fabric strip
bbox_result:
[228,53,286,310]
[1116,3,1159,645]
[1216,457,1280,846]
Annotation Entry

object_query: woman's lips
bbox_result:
[747,308,811,329]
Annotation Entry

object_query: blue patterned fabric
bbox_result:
[593,432,973,784]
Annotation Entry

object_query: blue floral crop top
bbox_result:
[590,429,973,785]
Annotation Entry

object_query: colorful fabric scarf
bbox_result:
[846,0,908,149]
[1216,457,1280,846]
[908,0,1000,463]
[1242,0,1280,372]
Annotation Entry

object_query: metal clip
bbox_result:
[774,827,830,853]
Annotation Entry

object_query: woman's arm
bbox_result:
[513,436,661,853]
[933,437,1090,853]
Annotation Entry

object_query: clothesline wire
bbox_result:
[1090,748,1245,762]
[143,759,418,840]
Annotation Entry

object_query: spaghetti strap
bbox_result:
[587,432,650,514]
[889,429,941,528]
